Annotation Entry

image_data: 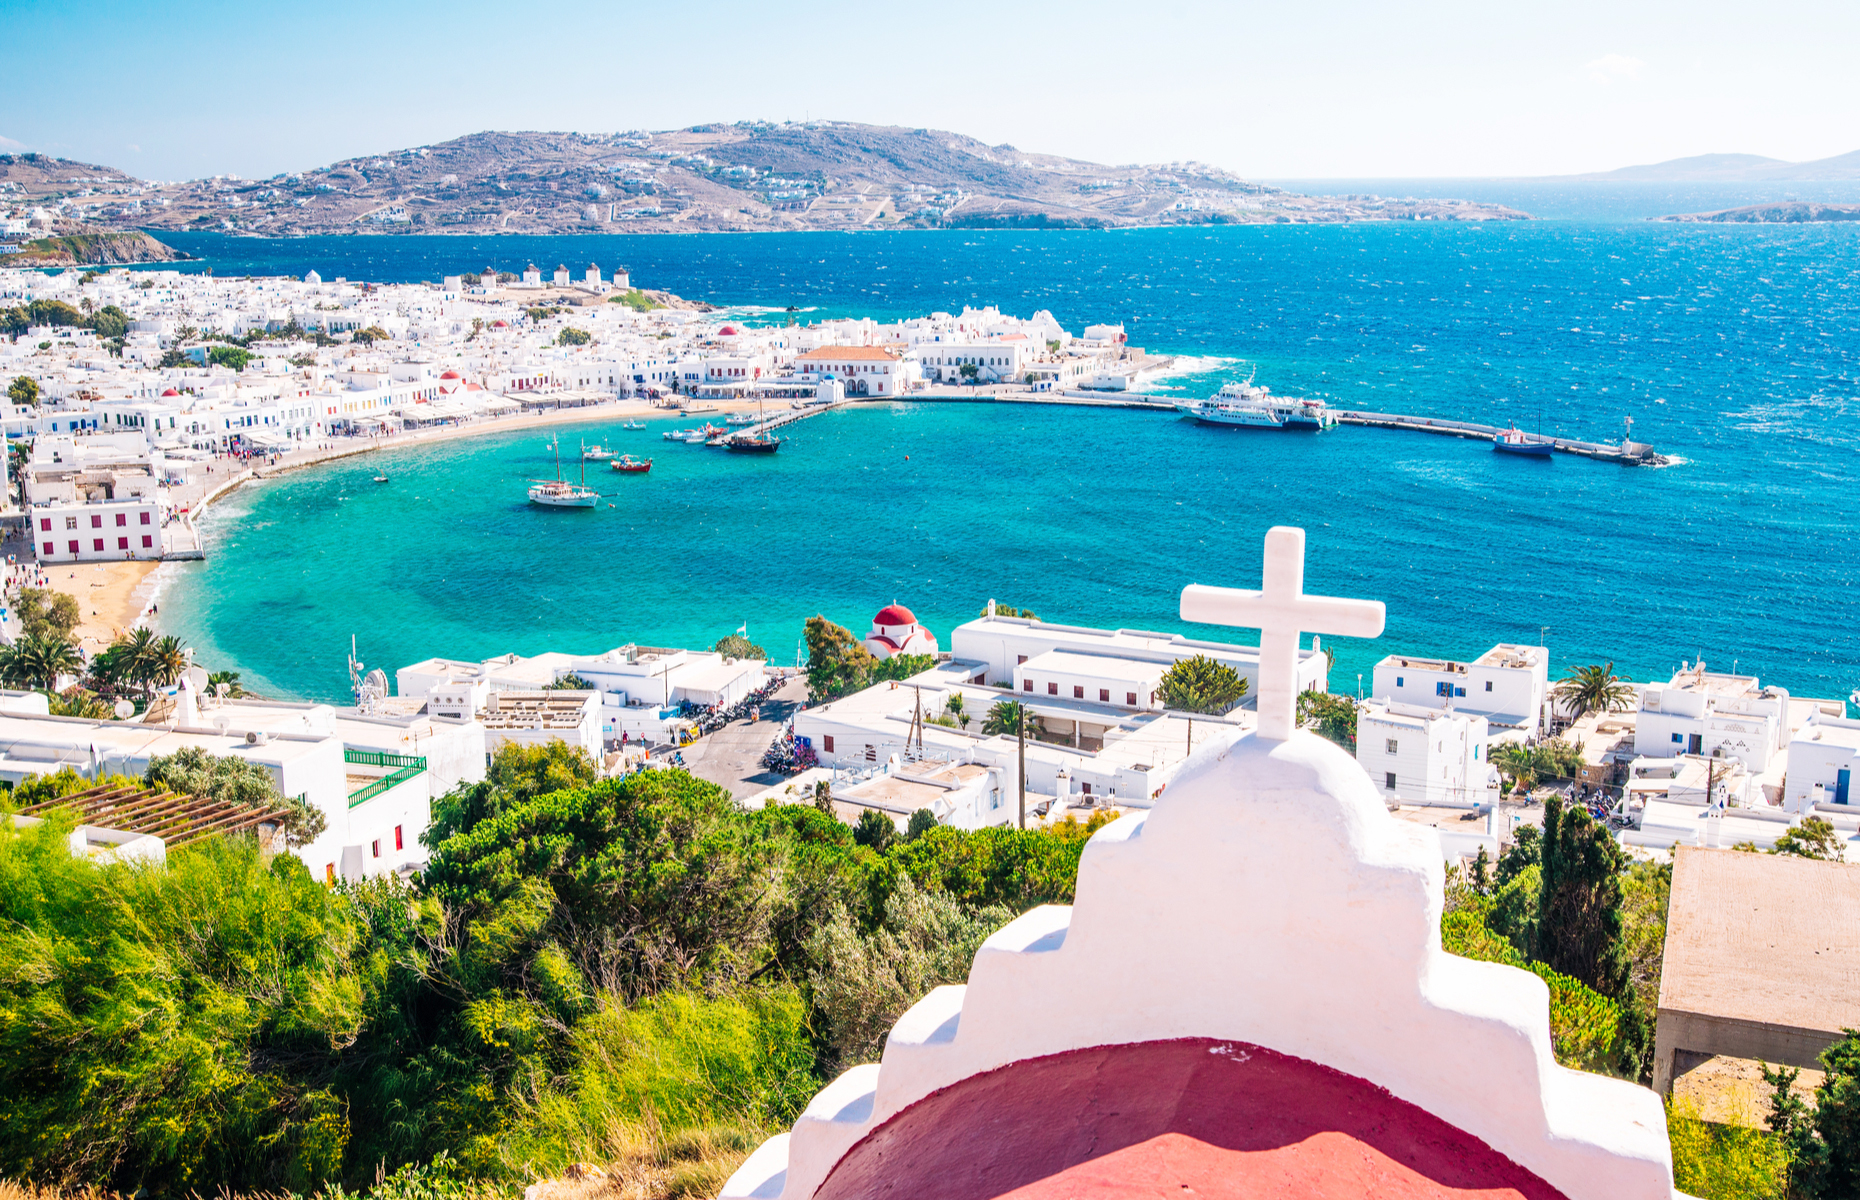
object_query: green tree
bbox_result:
[1297,689,1358,750]
[89,304,130,340]
[1158,654,1248,715]
[1537,794,1628,996]
[804,615,875,701]
[869,653,934,685]
[1772,817,1843,861]
[981,602,1039,621]
[958,362,978,381]
[428,739,601,845]
[853,808,897,851]
[715,632,768,661]
[206,669,248,698]
[545,672,595,690]
[1493,742,1542,794]
[805,875,1009,1071]
[982,699,1029,738]
[206,344,253,372]
[350,326,390,345]
[7,375,39,407]
[943,691,968,729]
[1765,1030,1860,1199]
[557,327,591,346]
[145,745,326,847]
[906,808,938,840]
[1554,662,1635,723]
[14,586,80,640]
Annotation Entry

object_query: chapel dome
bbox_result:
[439,370,460,380]
[874,603,917,627]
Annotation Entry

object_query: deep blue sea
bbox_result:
[146,183,1860,704]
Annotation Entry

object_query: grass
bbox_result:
[1667,1099,1788,1199]
[608,290,661,313]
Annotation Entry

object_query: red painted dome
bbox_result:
[718,325,739,335]
[160,388,179,397]
[874,603,917,627]
[440,370,460,380]
[491,320,508,328]
[817,1039,1568,1200]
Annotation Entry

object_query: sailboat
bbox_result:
[529,436,599,507]
[724,392,781,454]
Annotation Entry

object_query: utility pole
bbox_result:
[1017,703,1026,830]
[1186,716,1194,757]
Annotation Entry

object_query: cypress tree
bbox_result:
[1535,794,1629,997]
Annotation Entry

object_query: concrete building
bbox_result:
[1652,847,1860,1094]
[792,345,910,396]
[476,689,602,755]
[1370,643,1548,735]
[1354,699,1496,808]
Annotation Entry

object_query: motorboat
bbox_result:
[1493,425,1554,456]
[372,474,390,483]
[581,442,613,461]
[665,428,699,441]
[612,455,652,473]
[726,413,758,426]
[725,434,780,454]
[621,420,647,430]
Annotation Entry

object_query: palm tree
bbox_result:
[116,627,160,696]
[982,699,1029,738]
[1493,743,1541,795]
[1554,663,1635,723]
[1,633,84,693]
[148,636,189,690]
[207,670,247,698]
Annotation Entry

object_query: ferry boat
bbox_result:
[529,439,599,507]
[581,442,613,461]
[1493,425,1554,457]
[1176,381,1338,430]
[611,455,652,473]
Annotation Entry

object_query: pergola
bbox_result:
[1652,845,1860,1093]
[19,782,296,851]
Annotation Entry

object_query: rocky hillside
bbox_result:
[52,123,1526,235]
[2,230,192,266]
[1656,200,1860,223]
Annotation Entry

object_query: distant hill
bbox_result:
[6,124,1530,237]
[1655,201,1860,223]
[1568,150,1860,182]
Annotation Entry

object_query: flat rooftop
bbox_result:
[1659,847,1860,1034]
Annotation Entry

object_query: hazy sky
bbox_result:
[6,0,1857,182]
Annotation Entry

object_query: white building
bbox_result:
[793,346,910,396]
[951,612,1328,706]
[1635,663,1799,772]
[1370,644,1548,735]
[1784,712,1860,810]
[1355,700,1496,808]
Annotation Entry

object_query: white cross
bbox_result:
[1180,526,1385,741]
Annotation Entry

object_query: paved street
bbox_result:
[680,675,811,799]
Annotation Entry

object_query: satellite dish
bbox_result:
[113,699,134,720]
[365,668,388,695]
[215,682,230,697]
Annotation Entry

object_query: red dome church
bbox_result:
[865,603,938,660]
[725,529,1679,1200]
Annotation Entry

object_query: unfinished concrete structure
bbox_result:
[1652,846,1860,1093]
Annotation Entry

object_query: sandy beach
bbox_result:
[44,560,164,650]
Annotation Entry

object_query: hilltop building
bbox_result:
[1370,643,1549,735]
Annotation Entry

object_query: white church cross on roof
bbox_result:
[1181,525,1385,741]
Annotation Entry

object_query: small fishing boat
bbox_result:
[373,474,390,483]
[680,430,709,443]
[621,420,647,430]
[699,423,727,438]
[1493,425,1554,457]
[726,413,758,426]
[581,442,613,461]
[664,428,698,441]
[612,455,652,473]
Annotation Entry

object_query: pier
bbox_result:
[701,396,855,445]
[1332,410,1668,465]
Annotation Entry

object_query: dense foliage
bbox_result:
[1765,1030,1860,1198]
[802,615,931,700]
[0,745,1114,1194]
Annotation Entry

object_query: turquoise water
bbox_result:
[152,216,1860,703]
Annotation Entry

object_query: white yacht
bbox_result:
[529,438,599,508]
[1176,380,1337,430]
